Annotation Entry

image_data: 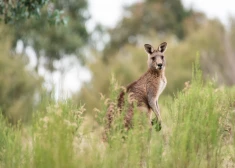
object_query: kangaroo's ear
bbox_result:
[157,42,167,53]
[144,44,154,54]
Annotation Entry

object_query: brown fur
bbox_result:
[106,42,168,136]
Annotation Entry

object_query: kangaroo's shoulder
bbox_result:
[125,72,147,91]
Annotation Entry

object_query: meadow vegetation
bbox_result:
[0,63,234,168]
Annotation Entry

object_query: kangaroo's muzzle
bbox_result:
[157,63,163,69]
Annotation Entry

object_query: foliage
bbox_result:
[103,0,204,59]
[0,0,68,25]
[0,0,47,23]
[182,19,235,85]
[0,26,42,123]
[11,0,89,72]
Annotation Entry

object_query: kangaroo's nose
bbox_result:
[157,63,163,68]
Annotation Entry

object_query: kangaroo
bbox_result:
[106,42,167,136]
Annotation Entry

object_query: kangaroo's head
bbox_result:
[144,42,167,71]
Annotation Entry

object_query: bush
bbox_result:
[0,27,42,124]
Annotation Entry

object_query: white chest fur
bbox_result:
[156,78,167,100]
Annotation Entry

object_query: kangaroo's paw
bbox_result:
[151,118,162,131]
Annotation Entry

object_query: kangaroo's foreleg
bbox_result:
[147,91,161,120]
[156,101,162,121]
[148,97,162,131]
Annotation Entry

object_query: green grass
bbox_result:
[0,65,235,168]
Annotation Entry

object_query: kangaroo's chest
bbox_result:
[156,77,167,99]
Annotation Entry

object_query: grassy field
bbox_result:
[0,65,235,168]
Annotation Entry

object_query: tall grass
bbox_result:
[0,112,22,168]
[0,64,234,168]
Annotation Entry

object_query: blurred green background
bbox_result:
[1,0,235,121]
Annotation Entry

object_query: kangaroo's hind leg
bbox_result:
[124,103,134,129]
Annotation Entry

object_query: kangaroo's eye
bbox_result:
[161,56,164,59]
[151,57,156,61]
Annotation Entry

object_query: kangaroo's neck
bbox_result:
[148,68,165,77]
